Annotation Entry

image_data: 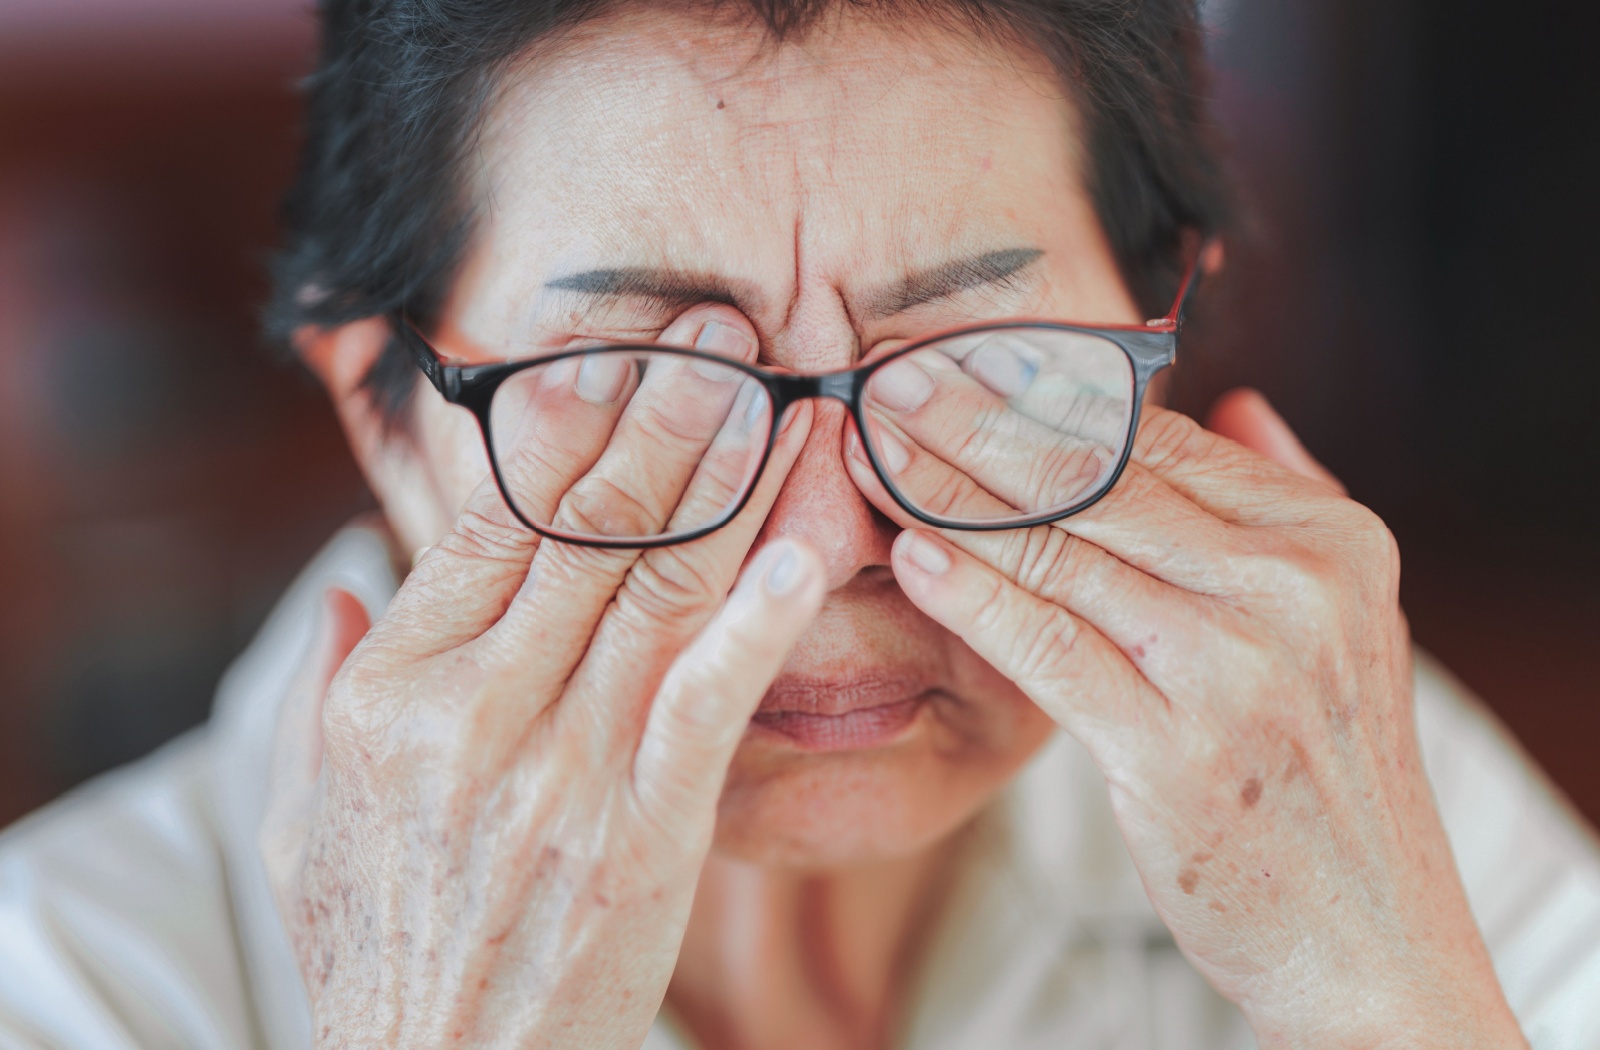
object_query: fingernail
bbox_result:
[900,532,950,575]
[845,427,866,463]
[872,422,911,474]
[869,358,934,411]
[967,336,1040,399]
[540,356,578,391]
[691,322,752,382]
[692,357,742,382]
[779,402,805,436]
[764,543,803,595]
[739,387,769,432]
[576,354,629,403]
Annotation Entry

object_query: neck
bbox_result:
[666,833,968,1050]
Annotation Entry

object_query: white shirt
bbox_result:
[1,525,1597,1049]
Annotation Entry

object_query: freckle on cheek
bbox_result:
[1240,777,1263,808]
[1178,869,1200,895]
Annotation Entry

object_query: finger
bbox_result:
[630,538,827,829]
[372,471,543,657]
[548,307,764,540]
[888,529,1164,758]
[863,344,1126,518]
[542,401,816,741]
[477,309,764,665]
[852,347,1265,590]
[878,331,1131,446]
[843,429,1212,669]
[844,420,1248,594]
[1205,388,1347,495]
[1129,406,1344,525]
[260,587,370,890]
[486,395,814,700]
[483,339,637,530]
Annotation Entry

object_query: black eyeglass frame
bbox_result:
[398,242,1210,549]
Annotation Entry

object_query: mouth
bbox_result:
[748,672,933,752]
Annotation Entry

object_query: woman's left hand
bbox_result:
[845,388,1527,1049]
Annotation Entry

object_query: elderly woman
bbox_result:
[2,0,1597,1047]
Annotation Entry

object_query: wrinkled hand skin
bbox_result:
[851,390,1530,1049]
[259,307,827,1049]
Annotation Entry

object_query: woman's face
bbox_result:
[351,6,1143,868]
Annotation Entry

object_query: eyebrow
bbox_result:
[543,247,1044,321]
[544,268,748,311]
[860,247,1045,318]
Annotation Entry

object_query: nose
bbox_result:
[751,397,897,591]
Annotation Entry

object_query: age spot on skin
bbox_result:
[1241,777,1263,808]
[1178,869,1200,895]
[1190,851,1213,864]
[1209,900,1227,913]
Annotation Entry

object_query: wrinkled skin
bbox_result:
[264,7,1527,1049]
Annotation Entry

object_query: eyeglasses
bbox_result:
[399,244,1209,548]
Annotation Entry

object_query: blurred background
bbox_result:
[0,0,1595,828]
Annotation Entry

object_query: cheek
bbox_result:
[417,394,496,529]
[713,660,1055,867]
[377,392,499,553]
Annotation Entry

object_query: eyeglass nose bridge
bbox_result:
[763,369,864,414]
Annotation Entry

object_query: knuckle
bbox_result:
[1134,408,1209,470]
[965,572,1083,687]
[1006,604,1081,686]
[557,474,659,539]
[968,572,1016,638]
[655,680,740,750]
[1026,443,1102,508]
[1005,526,1079,596]
[949,406,1001,463]
[1244,545,1342,627]
[912,466,974,519]
[1350,505,1401,576]
[637,400,717,450]
[438,506,538,565]
[618,546,726,627]
[318,681,389,767]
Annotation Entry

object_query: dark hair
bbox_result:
[266,0,1229,418]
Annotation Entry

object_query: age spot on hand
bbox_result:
[1240,777,1263,808]
[1178,869,1200,895]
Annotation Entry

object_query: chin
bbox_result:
[710,688,1055,869]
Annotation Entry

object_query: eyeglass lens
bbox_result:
[484,327,1135,542]
[487,350,774,542]
[861,328,1134,525]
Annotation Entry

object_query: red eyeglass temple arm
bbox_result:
[1157,237,1222,330]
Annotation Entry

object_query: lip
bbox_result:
[749,672,933,752]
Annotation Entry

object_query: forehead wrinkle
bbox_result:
[467,5,1092,350]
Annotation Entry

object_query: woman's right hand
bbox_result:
[259,306,824,1049]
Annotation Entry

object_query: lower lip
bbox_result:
[748,696,928,752]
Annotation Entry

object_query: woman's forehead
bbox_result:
[466,5,1107,334]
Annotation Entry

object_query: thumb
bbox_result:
[1205,388,1347,495]
[630,539,827,831]
[260,587,371,891]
